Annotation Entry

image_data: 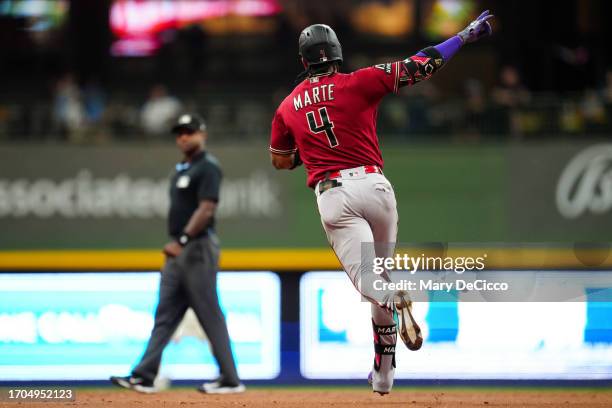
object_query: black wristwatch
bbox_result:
[178,232,191,247]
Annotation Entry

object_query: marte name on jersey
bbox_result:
[293,84,335,111]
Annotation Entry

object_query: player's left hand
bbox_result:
[457,10,494,44]
[289,150,303,170]
[163,241,183,258]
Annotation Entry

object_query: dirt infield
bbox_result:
[2,387,611,408]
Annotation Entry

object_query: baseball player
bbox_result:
[269,12,493,394]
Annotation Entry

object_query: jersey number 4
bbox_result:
[306,107,339,148]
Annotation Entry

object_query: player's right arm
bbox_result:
[397,10,493,89]
[352,10,493,100]
[269,109,301,170]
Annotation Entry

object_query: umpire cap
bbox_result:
[171,113,207,134]
[299,24,343,68]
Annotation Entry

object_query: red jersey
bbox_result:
[270,62,401,188]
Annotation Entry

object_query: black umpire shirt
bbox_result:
[168,151,222,239]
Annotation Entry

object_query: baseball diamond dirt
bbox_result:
[2,387,611,408]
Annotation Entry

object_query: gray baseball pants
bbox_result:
[132,234,239,385]
[315,168,399,391]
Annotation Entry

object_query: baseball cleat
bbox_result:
[394,291,423,351]
[110,375,158,394]
[197,378,246,394]
[368,371,389,396]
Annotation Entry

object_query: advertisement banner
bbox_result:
[300,272,612,379]
[1,143,611,250]
[509,143,612,241]
[0,145,297,249]
[0,272,280,380]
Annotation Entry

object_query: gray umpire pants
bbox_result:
[132,233,240,384]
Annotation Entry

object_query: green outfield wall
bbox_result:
[0,142,610,250]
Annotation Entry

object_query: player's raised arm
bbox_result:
[398,10,494,88]
[351,11,493,100]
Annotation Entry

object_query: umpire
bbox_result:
[111,113,244,394]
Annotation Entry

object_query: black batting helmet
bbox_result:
[298,24,343,68]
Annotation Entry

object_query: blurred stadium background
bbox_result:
[0,0,611,401]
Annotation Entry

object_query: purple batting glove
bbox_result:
[457,10,494,44]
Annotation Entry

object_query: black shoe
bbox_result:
[110,375,157,394]
[197,378,246,394]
